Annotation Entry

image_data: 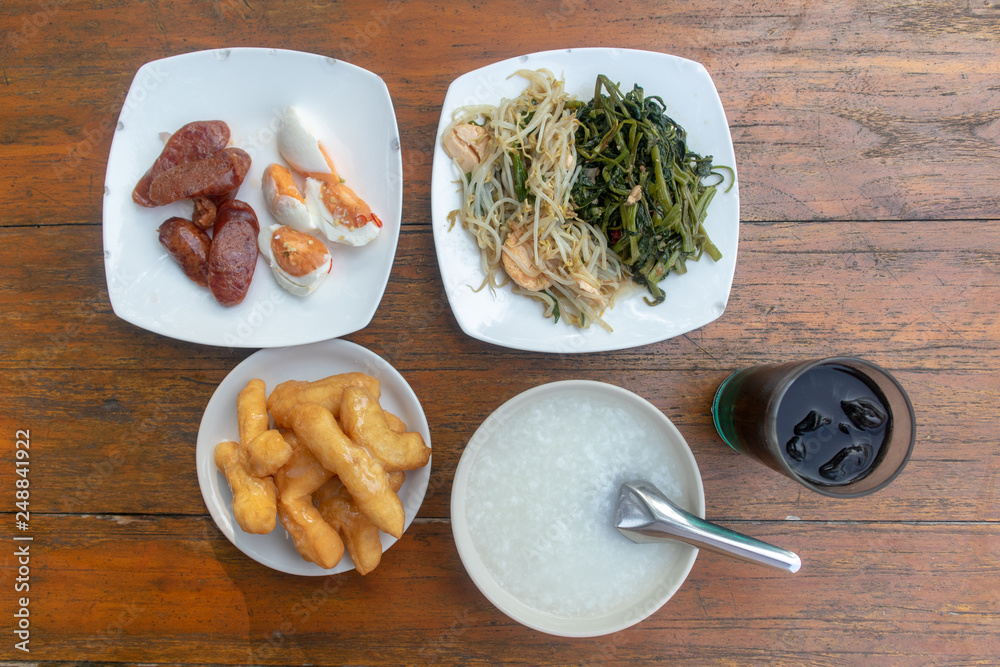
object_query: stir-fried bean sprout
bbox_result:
[444,69,624,330]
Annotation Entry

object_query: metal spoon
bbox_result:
[615,480,801,573]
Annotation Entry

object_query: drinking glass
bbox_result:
[711,357,915,498]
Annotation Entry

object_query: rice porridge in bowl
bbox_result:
[451,380,705,637]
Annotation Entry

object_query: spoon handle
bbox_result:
[650,511,801,573]
[618,481,801,573]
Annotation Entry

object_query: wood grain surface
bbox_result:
[1,0,998,664]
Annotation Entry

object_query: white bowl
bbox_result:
[451,381,704,636]
[196,339,431,575]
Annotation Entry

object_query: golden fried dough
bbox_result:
[218,371,427,574]
[245,429,293,477]
[274,439,341,569]
[340,386,431,473]
[384,410,407,434]
[214,440,277,534]
[267,372,381,429]
[275,435,335,497]
[290,402,405,539]
[237,378,269,448]
[314,472,405,575]
[279,428,301,449]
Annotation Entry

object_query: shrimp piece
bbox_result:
[573,273,608,309]
[502,226,551,292]
[443,123,489,174]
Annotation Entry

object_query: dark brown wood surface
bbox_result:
[2,0,998,664]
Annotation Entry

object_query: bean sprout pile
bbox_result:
[444,69,624,330]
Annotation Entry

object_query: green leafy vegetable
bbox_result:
[511,150,530,203]
[572,75,729,305]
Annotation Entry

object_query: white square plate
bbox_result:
[431,48,739,353]
[103,48,403,347]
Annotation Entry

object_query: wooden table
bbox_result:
[2,0,998,664]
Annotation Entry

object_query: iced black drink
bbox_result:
[711,357,915,498]
[777,363,890,485]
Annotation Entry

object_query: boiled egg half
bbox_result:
[275,105,382,247]
[261,163,315,234]
[258,224,332,296]
[277,106,338,178]
[304,177,382,247]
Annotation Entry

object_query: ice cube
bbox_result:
[785,436,807,462]
[841,397,887,431]
[793,410,832,435]
[818,443,874,482]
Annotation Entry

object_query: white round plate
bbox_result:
[196,339,431,575]
[451,380,704,636]
[103,48,403,347]
[431,48,740,353]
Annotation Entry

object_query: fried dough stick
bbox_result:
[339,386,431,472]
[246,429,293,477]
[238,378,270,445]
[314,471,405,575]
[383,411,408,434]
[238,378,293,477]
[267,372,381,429]
[290,402,405,539]
[274,431,342,569]
[214,440,277,534]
